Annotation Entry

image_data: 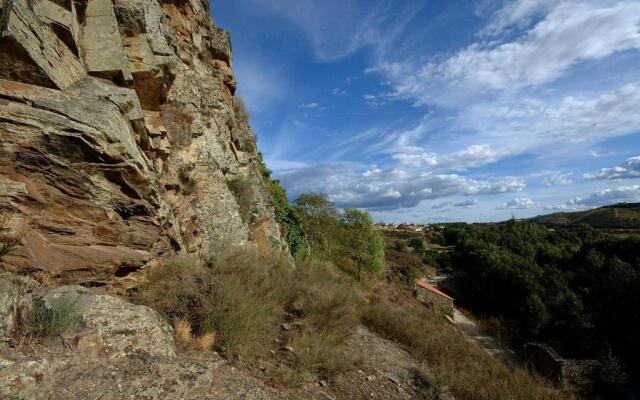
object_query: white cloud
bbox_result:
[439,144,502,170]
[497,197,534,209]
[543,172,573,186]
[567,185,640,206]
[390,144,504,170]
[431,2,640,90]
[299,102,320,109]
[276,164,524,210]
[584,156,640,180]
[480,0,556,37]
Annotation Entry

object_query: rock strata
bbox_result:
[0,0,289,290]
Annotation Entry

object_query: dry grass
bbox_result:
[362,291,569,400]
[174,319,193,348]
[173,319,216,351]
[138,253,279,358]
[0,210,18,261]
[193,332,216,351]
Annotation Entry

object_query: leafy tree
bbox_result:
[340,208,385,280]
[409,238,425,256]
[294,193,340,256]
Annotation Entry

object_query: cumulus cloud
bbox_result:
[584,156,640,180]
[497,197,534,209]
[566,185,640,207]
[332,88,347,96]
[371,2,640,152]
[390,144,503,170]
[276,164,524,210]
[543,172,573,186]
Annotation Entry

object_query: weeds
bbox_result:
[173,318,216,352]
[28,295,81,337]
[227,176,254,223]
[138,254,280,358]
[0,210,17,261]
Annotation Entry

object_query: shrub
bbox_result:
[227,176,254,223]
[173,318,216,352]
[233,96,250,126]
[138,253,281,358]
[28,295,81,337]
[0,211,17,261]
[409,238,425,255]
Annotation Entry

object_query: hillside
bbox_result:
[0,1,572,399]
[531,203,640,229]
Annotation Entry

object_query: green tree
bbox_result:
[294,193,340,256]
[340,208,385,280]
[409,238,425,256]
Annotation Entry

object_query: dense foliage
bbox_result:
[257,153,307,257]
[294,194,386,279]
[442,221,640,383]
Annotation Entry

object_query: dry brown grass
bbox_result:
[173,319,216,352]
[174,319,193,348]
[138,254,279,358]
[193,332,216,351]
[362,290,570,400]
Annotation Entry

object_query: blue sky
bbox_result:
[212,0,640,223]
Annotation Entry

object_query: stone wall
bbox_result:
[523,343,598,391]
[415,286,454,317]
[0,0,289,292]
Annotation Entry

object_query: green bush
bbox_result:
[257,153,307,258]
[29,295,81,337]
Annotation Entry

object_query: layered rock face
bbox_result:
[0,0,288,290]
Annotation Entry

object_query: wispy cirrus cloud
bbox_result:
[247,0,420,61]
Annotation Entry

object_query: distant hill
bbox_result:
[531,203,640,229]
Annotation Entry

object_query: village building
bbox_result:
[414,279,454,317]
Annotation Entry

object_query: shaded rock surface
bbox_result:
[0,0,289,291]
[0,281,175,358]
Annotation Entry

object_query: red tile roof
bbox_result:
[415,279,454,301]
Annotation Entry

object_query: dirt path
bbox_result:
[453,309,514,362]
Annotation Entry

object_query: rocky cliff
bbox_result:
[0,0,289,291]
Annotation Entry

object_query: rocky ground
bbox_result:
[0,280,432,400]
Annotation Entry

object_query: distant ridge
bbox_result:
[531,202,640,229]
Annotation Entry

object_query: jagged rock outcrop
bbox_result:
[0,0,289,291]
